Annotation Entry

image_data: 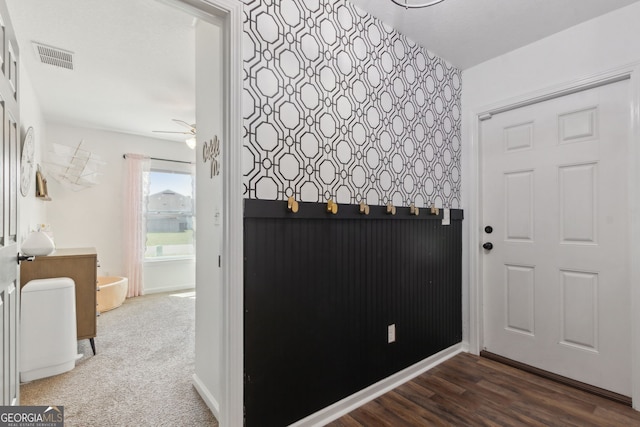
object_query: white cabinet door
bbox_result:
[482,79,631,396]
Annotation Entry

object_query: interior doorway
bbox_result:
[7,0,243,424]
[164,1,244,425]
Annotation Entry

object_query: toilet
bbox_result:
[21,277,81,382]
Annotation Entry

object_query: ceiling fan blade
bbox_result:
[152,130,193,135]
[172,119,196,131]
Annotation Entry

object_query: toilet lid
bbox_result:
[22,277,75,292]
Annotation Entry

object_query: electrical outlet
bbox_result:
[388,324,396,343]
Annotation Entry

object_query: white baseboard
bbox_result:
[144,284,195,295]
[192,374,220,422]
[290,343,465,427]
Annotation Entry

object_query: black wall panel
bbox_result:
[244,199,463,426]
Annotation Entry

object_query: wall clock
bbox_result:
[20,127,35,197]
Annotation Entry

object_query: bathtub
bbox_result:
[96,276,128,313]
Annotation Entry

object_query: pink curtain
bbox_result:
[123,153,150,297]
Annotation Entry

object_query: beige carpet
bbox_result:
[20,291,218,427]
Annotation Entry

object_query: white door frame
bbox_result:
[161,0,243,425]
[468,63,640,409]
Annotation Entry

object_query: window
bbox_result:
[144,161,195,259]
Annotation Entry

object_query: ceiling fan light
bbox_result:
[390,0,445,8]
[185,137,197,150]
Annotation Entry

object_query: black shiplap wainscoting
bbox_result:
[244,199,463,427]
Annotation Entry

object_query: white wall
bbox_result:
[461,2,640,348]
[144,259,196,293]
[18,64,48,242]
[44,123,195,291]
[194,19,223,418]
[462,3,640,110]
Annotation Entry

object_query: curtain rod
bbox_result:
[122,154,194,165]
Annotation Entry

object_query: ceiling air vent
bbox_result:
[32,42,74,70]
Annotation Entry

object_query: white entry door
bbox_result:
[481,79,631,396]
[0,0,20,405]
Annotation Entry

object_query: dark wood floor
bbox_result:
[328,353,640,426]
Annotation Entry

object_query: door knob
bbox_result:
[17,254,35,264]
[482,242,493,250]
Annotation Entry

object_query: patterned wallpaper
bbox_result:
[242,0,461,208]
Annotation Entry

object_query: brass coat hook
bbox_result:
[287,197,299,213]
[430,204,439,216]
[326,199,338,214]
[410,203,419,216]
[359,202,370,215]
[386,203,396,215]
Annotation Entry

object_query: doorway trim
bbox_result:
[468,63,640,409]
[162,0,243,425]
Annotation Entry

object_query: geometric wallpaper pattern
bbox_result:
[242,0,462,208]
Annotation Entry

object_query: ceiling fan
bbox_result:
[153,119,197,149]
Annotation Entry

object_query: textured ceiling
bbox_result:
[7,0,196,142]
[350,0,640,69]
[5,0,640,141]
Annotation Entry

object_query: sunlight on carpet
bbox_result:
[170,290,196,298]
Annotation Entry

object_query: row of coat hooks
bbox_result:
[286,197,440,217]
